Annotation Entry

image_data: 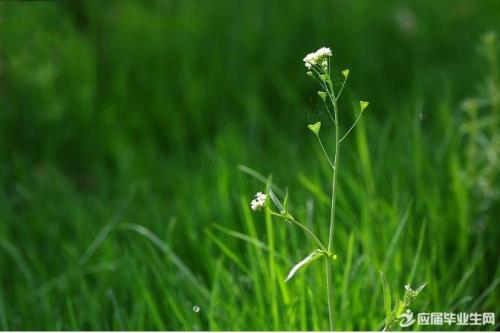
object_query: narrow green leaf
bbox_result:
[407,220,427,285]
[415,283,427,294]
[285,250,324,282]
[118,223,210,300]
[268,187,284,212]
[205,229,249,274]
[283,188,289,212]
[380,271,392,325]
[297,173,330,204]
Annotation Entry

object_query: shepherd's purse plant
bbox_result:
[249,46,369,330]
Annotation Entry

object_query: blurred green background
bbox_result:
[0,0,499,330]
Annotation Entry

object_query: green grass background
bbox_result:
[0,0,499,330]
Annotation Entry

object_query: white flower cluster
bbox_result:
[303,47,332,69]
[250,191,267,211]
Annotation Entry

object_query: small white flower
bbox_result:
[303,52,317,65]
[303,47,332,69]
[250,191,267,211]
[316,47,332,58]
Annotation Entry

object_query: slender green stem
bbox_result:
[326,258,335,330]
[327,77,340,253]
[310,65,337,125]
[340,109,364,143]
[267,210,327,252]
[310,66,329,91]
[336,76,348,102]
[324,74,340,331]
[316,135,334,169]
[310,61,344,330]
[322,100,336,126]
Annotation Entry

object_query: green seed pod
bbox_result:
[359,101,369,111]
[318,91,327,101]
[307,122,321,136]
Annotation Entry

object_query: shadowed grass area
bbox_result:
[0,0,499,330]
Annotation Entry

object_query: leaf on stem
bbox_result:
[268,187,284,212]
[284,250,325,282]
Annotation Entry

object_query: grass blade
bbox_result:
[119,222,210,300]
[238,164,284,196]
[205,229,249,274]
[380,271,392,326]
[382,204,411,271]
[407,219,427,285]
